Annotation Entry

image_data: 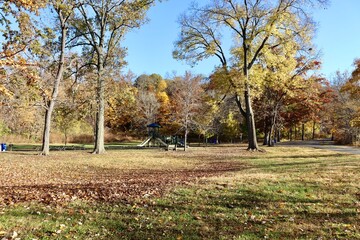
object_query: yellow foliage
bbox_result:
[157,79,167,92]
[156,91,169,104]
[8,0,47,12]
[0,84,13,98]
[351,117,360,127]
[210,68,235,93]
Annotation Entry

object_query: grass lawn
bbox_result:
[0,146,359,239]
[7,142,142,152]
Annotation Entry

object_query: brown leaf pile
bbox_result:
[0,149,247,205]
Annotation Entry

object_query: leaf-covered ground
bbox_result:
[0,146,359,239]
[0,148,248,205]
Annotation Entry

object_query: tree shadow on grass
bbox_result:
[108,186,358,239]
[2,175,359,239]
[253,156,359,172]
[261,153,348,160]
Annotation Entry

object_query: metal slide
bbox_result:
[137,137,152,147]
[155,138,168,147]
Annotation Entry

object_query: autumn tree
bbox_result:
[36,0,78,155]
[70,0,157,154]
[174,0,326,151]
[0,0,43,108]
[0,65,44,141]
[253,42,321,145]
[328,61,360,144]
[279,75,332,141]
[341,59,360,124]
[171,72,204,151]
[193,78,242,145]
[134,74,170,132]
[221,107,243,143]
[193,100,217,145]
[0,0,78,151]
[105,72,138,133]
[0,0,45,65]
[0,1,48,143]
[53,102,77,145]
[54,58,98,143]
[137,91,159,126]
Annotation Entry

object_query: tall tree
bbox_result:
[342,59,360,103]
[329,60,360,144]
[172,72,203,151]
[134,73,170,129]
[70,0,157,154]
[137,91,160,125]
[174,0,325,151]
[254,42,321,146]
[40,0,76,155]
[280,75,332,141]
[343,59,360,134]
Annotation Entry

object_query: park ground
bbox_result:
[0,145,359,239]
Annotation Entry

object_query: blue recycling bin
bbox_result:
[1,143,6,152]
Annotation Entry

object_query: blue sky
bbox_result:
[122,0,360,79]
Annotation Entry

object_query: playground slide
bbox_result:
[137,137,152,147]
[155,138,168,147]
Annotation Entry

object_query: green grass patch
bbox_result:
[6,142,142,152]
[0,146,359,239]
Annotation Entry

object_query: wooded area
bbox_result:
[0,1,359,239]
[0,0,359,155]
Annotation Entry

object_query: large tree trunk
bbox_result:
[40,15,67,156]
[41,107,53,156]
[235,91,260,151]
[277,129,281,143]
[312,121,316,140]
[268,111,277,147]
[243,41,260,151]
[93,60,106,154]
[235,96,246,143]
[64,128,68,146]
[301,123,305,141]
[184,126,188,151]
[263,118,269,145]
[268,123,275,147]
[245,86,259,151]
[263,130,269,145]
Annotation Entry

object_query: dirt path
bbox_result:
[277,140,360,155]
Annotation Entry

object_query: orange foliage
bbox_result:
[7,0,46,12]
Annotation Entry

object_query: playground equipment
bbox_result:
[137,123,168,148]
[137,123,186,150]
